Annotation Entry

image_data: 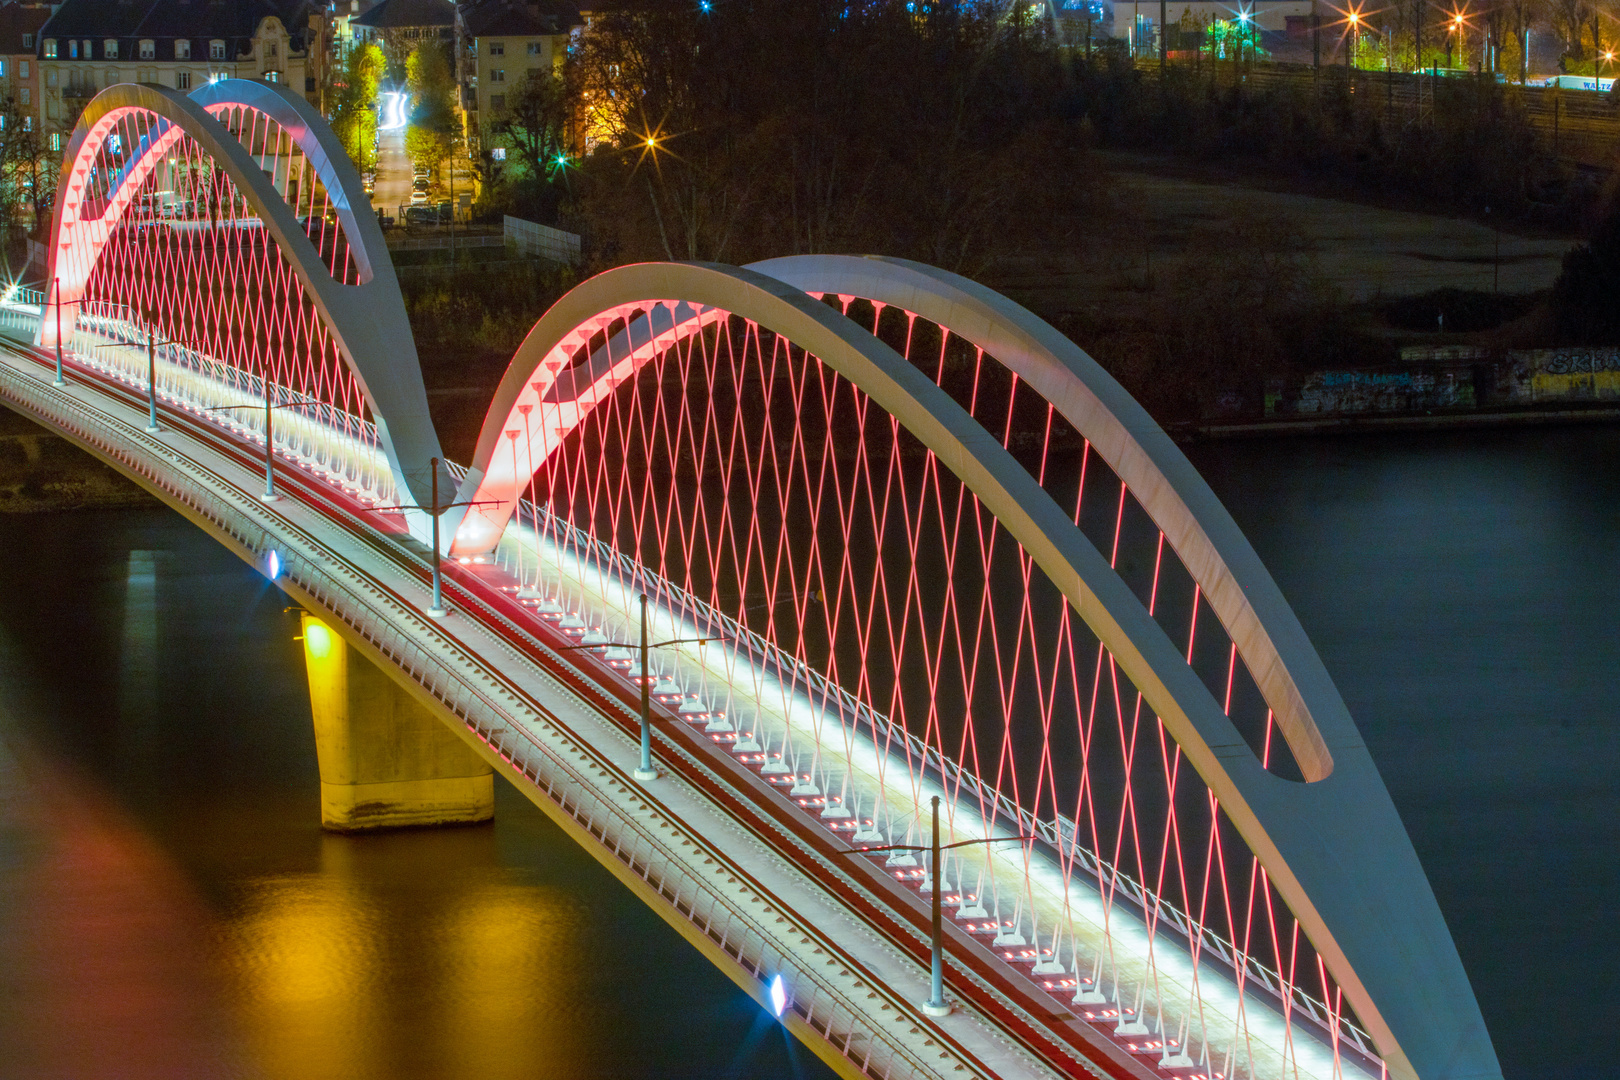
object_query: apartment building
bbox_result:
[37,0,321,144]
[457,0,578,156]
[0,4,48,139]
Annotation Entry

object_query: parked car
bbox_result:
[408,190,430,205]
[403,204,439,225]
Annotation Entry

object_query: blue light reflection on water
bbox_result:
[0,509,832,1080]
[0,422,1614,1079]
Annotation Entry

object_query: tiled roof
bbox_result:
[352,0,455,29]
[0,2,49,55]
[39,0,314,56]
[460,0,580,36]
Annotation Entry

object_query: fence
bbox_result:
[385,234,504,252]
[504,216,582,265]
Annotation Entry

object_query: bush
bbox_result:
[1550,206,1620,344]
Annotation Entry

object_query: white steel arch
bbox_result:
[39,80,445,512]
[450,260,1500,1080]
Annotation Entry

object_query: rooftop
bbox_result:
[352,0,456,29]
[0,2,48,56]
[39,0,314,45]
[459,0,581,37]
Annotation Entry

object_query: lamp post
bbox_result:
[49,280,84,388]
[837,798,1034,1018]
[206,380,326,501]
[364,457,497,618]
[90,317,198,434]
[556,596,718,781]
[1312,0,1321,79]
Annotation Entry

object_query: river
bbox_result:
[0,424,1614,1080]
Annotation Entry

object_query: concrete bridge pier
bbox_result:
[299,614,494,831]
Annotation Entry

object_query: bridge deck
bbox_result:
[0,334,1158,1080]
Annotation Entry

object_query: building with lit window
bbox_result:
[351,0,454,74]
[456,0,578,156]
[0,3,49,135]
[36,0,321,144]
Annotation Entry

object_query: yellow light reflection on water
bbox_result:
[224,873,379,1080]
[220,832,593,1080]
[438,884,591,1079]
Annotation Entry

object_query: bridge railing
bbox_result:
[64,299,396,505]
[480,469,1374,1059]
[0,359,931,1080]
[265,517,942,1080]
[0,284,44,338]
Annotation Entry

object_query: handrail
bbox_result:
[0,349,940,1080]
[486,469,1374,1056]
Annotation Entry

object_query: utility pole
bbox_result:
[206,381,325,502]
[836,799,1035,1019]
[364,461,496,619]
[144,323,159,432]
[1312,0,1321,79]
[635,593,657,780]
[557,597,718,782]
[52,278,66,387]
[429,460,446,616]
[1159,0,1167,70]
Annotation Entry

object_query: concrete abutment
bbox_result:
[299,613,494,831]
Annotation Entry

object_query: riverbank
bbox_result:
[0,409,154,512]
[1183,402,1620,440]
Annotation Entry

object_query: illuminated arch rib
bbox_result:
[452,261,1498,1080]
[40,80,443,511]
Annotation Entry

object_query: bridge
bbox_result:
[0,80,1500,1080]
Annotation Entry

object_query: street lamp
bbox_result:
[91,317,196,433]
[556,592,719,780]
[206,381,326,502]
[49,278,84,387]
[365,457,496,617]
[838,796,1034,1017]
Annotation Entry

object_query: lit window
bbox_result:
[488,40,504,56]
[490,68,504,82]
[176,70,191,90]
[49,132,60,151]
[139,39,154,59]
[43,39,55,59]
[23,116,29,131]
[491,146,506,160]
[210,40,226,61]
[104,39,117,59]
[67,40,77,59]
[106,132,120,153]
[176,40,191,60]
[264,70,278,83]
[19,61,27,78]
[0,61,7,77]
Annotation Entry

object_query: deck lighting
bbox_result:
[768,974,787,1017]
[267,549,281,580]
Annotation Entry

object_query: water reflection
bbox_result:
[0,509,827,1080]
